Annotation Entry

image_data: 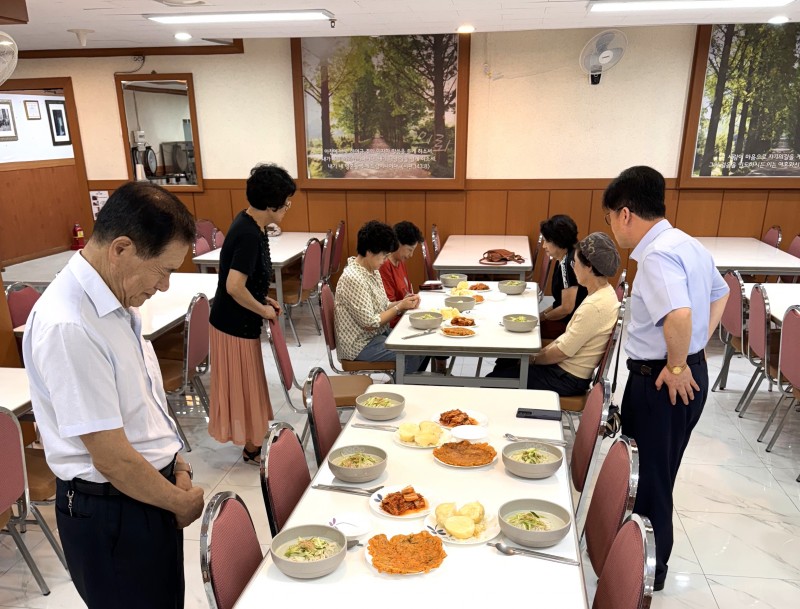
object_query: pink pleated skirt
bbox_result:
[208,325,273,446]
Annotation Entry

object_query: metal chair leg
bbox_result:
[168,402,192,452]
[735,367,763,413]
[308,300,322,335]
[712,342,735,392]
[766,398,796,452]
[475,357,483,376]
[563,412,576,437]
[738,372,765,418]
[192,376,210,415]
[758,394,789,442]
[7,523,50,595]
[29,503,69,570]
[286,308,301,347]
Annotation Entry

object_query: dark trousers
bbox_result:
[487,361,590,395]
[621,355,707,585]
[539,318,568,339]
[55,478,185,609]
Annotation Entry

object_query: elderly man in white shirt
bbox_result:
[23,182,204,609]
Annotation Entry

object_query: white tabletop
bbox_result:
[235,384,586,609]
[192,231,326,269]
[433,235,533,274]
[1,250,74,287]
[0,367,32,417]
[743,283,800,324]
[696,237,800,275]
[138,273,218,339]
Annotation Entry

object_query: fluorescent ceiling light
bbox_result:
[174,32,193,41]
[146,10,334,24]
[457,24,475,34]
[590,1,793,12]
[769,15,790,24]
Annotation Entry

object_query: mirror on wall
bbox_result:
[114,73,203,190]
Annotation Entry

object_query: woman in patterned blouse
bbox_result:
[334,220,429,372]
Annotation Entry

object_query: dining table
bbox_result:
[385,281,541,388]
[433,235,533,281]
[1,250,74,289]
[696,237,800,276]
[0,367,32,418]
[743,282,800,325]
[234,383,587,609]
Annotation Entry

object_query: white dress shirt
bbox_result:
[22,253,182,482]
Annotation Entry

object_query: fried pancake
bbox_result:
[367,531,447,574]
[433,440,497,467]
[442,327,475,337]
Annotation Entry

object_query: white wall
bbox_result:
[0,93,74,163]
[123,88,190,166]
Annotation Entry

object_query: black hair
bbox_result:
[357,220,399,257]
[576,248,604,278]
[602,165,666,220]
[393,221,424,247]
[246,164,297,211]
[540,214,579,250]
[91,181,195,259]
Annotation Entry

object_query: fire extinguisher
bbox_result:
[71,222,86,250]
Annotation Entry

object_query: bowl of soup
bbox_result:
[498,499,572,548]
[270,524,347,579]
[502,441,563,479]
[327,445,387,483]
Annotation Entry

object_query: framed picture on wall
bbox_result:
[24,100,41,120]
[0,99,18,142]
[292,34,469,190]
[679,24,800,188]
[45,99,72,146]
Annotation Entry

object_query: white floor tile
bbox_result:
[650,573,719,609]
[706,576,800,609]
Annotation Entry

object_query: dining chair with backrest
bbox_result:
[780,234,800,283]
[583,436,639,577]
[758,305,800,452]
[271,237,323,347]
[200,491,263,609]
[319,281,396,379]
[735,284,781,418]
[420,238,437,282]
[614,268,628,302]
[0,407,69,596]
[193,235,211,258]
[211,228,225,250]
[265,317,372,444]
[538,254,553,303]
[259,421,312,536]
[321,228,334,283]
[431,224,441,255]
[304,367,343,466]
[195,219,216,246]
[712,270,748,392]
[592,514,656,609]
[570,380,611,521]
[329,219,346,277]
[5,282,40,329]
[762,225,782,249]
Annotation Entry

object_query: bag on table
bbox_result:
[479,248,526,266]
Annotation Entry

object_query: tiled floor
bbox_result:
[1,307,799,608]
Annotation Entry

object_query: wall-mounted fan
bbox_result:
[0,31,18,86]
[579,29,627,85]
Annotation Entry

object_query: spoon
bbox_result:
[346,539,363,550]
[488,542,579,566]
[504,433,567,447]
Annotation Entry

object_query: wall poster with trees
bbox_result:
[690,23,800,180]
[298,34,459,180]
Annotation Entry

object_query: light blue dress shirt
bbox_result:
[626,220,729,360]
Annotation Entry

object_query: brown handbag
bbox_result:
[479,248,526,265]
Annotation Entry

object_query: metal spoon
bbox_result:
[504,433,567,447]
[487,542,579,566]
[312,484,384,496]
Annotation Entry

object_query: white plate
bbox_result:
[369,485,432,519]
[436,409,489,427]
[433,451,498,469]
[467,287,492,292]
[393,427,451,449]
[423,513,501,545]
[439,327,477,338]
[328,512,372,539]
[364,534,443,575]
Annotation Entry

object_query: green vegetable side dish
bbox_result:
[335,452,380,468]
[504,281,524,286]
[507,315,532,323]
[444,274,462,278]
[362,396,397,408]
[506,510,552,532]
[510,448,556,465]
[416,313,437,320]
[283,537,340,562]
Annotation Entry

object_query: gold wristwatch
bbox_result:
[669,363,687,375]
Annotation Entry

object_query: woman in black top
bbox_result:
[539,214,588,339]
[208,164,295,464]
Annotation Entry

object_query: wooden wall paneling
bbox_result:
[0,287,22,367]
[307,192,348,282]
[193,189,233,235]
[172,193,197,272]
[425,191,466,252]
[717,191,768,238]
[589,190,630,287]
[465,191,507,235]
[281,189,310,232]
[386,192,426,291]
[547,190,592,239]
[506,190,550,286]
[664,189,679,225]
[762,191,800,249]
[345,192,387,258]
[675,190,723,236]
[229,190,247,221]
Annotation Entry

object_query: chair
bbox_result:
[265,317,372,443]
[592,514,656,609]
[321,228,334,283]
[200,491,263,609]
[762,225,782,249]
[0,407,69,596]
[329,219,346,277]
[758,305,800,452]
[195,219,216,246]
[271,237,323,347]
[538,254,553,303]
[583,436,639,577]
[780,234,800,283]
[319,281,396,379]
[528,233,544,282]
[211,228,225,249]
[420,239,437,281]
[193,235,211,257]
[570,380,611,519]
[431,224,441,255]
[712,270,747,392]
[735,284,780,418]
[158,293,212,451]
[614,268,628,302]
[304,367,343,466]
[259,422,311,536]
[5,282,40,329]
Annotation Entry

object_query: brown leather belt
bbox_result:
[626,350,705,377]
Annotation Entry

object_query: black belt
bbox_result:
[66,456,177,497]
[626,350,705,377]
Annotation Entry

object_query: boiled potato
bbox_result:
[435,503,457,525]
[415,432,438,447]
[458,501,485,524]
[419,421,441,436]
[444,515,475,539]
[398,423,419,443]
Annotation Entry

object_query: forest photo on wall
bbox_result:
[301,34,459,179]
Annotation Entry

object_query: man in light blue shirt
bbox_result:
[602,166,729,592]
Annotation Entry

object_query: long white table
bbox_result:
[433,235,533,281]
[235,384,587,609]
[697,237,800,276]
[743,283,800,324]
[1,250,74,289]
[0,367,32,417]
[386,282,541,388]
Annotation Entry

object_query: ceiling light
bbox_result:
[174,32,192,41]
[769,15,790,24]
[457,25,475,34]
[146,10,335,25]
[590,0,793,12]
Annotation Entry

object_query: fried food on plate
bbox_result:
[433,440,497,467]
[438,409,478,427]
[449,316,475,327]
[469,283,489,290]
[442,327,475,337]
[380,485,428,516]
[367,531,446,574]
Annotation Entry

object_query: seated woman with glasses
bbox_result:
[335,220,429,372]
